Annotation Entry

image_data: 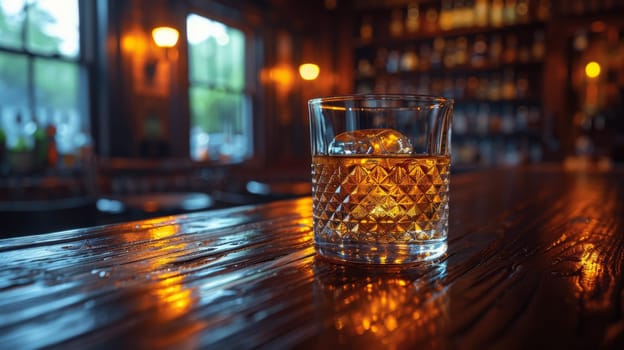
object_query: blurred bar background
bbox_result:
[0,0,623,236]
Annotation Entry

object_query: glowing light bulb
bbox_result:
[585,61,601,79]
[152,27,179,48]
[299,63,320,81]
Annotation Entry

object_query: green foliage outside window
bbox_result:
[187,14,251,161]
[0,0,84,153]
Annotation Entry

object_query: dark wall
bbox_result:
[95,0,350,176]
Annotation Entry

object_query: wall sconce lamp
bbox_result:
[143,26,179,91]
[299,63,320,81]
[585,61,601,79]
[152,26,180,48]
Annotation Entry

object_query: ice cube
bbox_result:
[328,128,413,155]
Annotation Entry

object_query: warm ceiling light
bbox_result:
[299,63,320,81]
[585,61,601,79]
[152,26,179,48]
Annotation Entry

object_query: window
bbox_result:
[187,14,252,162]
[0,0,89,163]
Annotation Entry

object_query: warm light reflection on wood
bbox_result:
[139,219,204,347]
[152,274,195,319]
[146,223,179,240]
[294,197,314,236]
[579,243,600,289]
[315,262,448,348]
[117,217,196,320]
[558,175,615,312]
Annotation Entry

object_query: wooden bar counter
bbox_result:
[1,166,623,349]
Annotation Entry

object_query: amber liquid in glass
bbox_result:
[312,154,450,264]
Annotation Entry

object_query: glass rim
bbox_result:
[308,94,454,106]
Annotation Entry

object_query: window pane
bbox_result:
[0,51,28,149]
[0,52,28,107]
[189,87,251,161]
[0,0,26,49]
[34,58,85,155]
[0,52,29,149]
[188,13,251,162]
[222,27,245,90]
[26,0,79,58]
[187,14,245,90]
[34,58,79,109]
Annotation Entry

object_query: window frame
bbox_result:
[0,0,93,153]
[185,6,259,164]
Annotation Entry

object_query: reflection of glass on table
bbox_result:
[313,258,449,348]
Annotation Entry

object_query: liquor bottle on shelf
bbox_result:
[454,106,468,134]
[375,48,388,73]
[431,76,443,95]
[461,0,475,28]
[419,42,432,70]
[386,50,400,73]
[490,0,505,27]
[536,0,551,21]
[400,46,418,71]
[490,34,503,64]
[442,76,454,96]
[503,0,518,25]
[530,142,543,162]
[488,73,502,100]
[528,106,541,127]
[454,76,467,98]
[389,9,404,37]
[532,30,546,60]
[502,34,518,63]
[46,121,58,169]
[516,105,529,131]
[439,0,453,31]
[76,126,94,168]
[431,37,445,69]
[476,104,490,134]
[501,105,516,134]
[424,5,439,33]
[501,68,516,99]
[474,0,489,27]
[516,72,530,98]
[465,75,479,99]
[455,36,469,66]
[516,0,530,23]
[471,34,488,67]
[489,106,502,133]
[360,15,373,41]
[451,0,464,29]
[14,112,32,152]
[443,38,456,68]
[32,113,47,170]
[518,38,531,63]
[405,3,420,34]
[10,112,34,174]
[503,142,521,165]
[465,104,478,133]
[482,144,495,165]
[357,58,374,77]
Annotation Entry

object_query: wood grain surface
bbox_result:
[0,166,623,349]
